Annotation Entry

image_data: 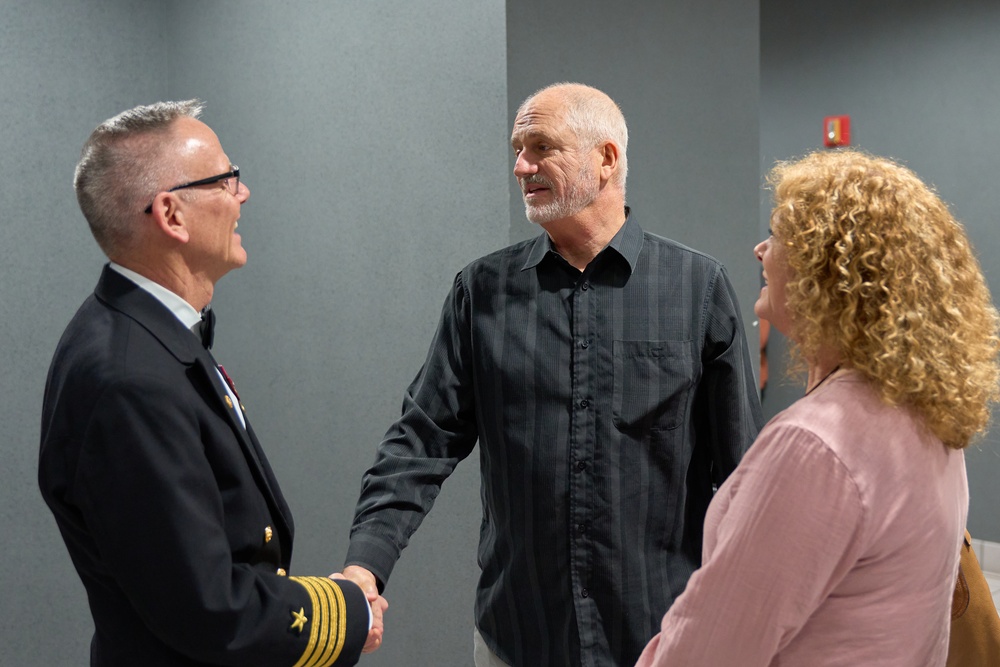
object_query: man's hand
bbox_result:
[333,566,387,653]
[364,591,388,653]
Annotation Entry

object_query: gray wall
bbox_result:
[5,1,507,664]
[170,3,509,666]
[760,0,1000,541]
[14,0,994,664]
[194,2,511,665]
[1,2,169,665]
[5,2,760,663]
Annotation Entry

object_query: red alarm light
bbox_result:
[823,115,851,147]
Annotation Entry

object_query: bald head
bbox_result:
[516,83,628,191]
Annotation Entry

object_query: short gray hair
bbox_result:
[518,83,629,193]
[74,99,204,257]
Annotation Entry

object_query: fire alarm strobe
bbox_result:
[824,115,851,147]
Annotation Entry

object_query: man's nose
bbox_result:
[237,180,250,203]
[513,152,538,178]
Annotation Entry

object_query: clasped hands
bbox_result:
[330,565,389,653]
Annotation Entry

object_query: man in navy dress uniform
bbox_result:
[39,100,384,667]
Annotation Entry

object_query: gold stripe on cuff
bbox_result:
[290,576,348,667]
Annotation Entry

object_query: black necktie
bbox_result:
[199,307,216,349]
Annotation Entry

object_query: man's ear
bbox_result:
[148,194,190,244]
[599,141,620,184]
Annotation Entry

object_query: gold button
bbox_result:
[264,526,273,543]
[276,568,287,576]
[224,396,234,409]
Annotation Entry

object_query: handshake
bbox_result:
[331,565,390,654]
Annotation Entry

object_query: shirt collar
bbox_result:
[606,207,642,271]
[107,262,203,330]
[522,206,642,274]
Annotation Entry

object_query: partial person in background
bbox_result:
[39,100,383,667]
[340,82,763,666]
[947,530,1000,666]
[758,317,770,399]
[636,149,1000,667]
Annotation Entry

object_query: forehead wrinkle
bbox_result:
[511,117,575,151]
[511,127,549,146]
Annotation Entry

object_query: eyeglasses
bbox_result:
[144,166,240,214]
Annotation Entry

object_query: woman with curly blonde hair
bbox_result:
[637,150,1000,667]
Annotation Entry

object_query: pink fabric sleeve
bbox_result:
[635,423,866,666]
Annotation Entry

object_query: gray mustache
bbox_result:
[520,175,552,192]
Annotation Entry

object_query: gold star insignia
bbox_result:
[290,607,308,633]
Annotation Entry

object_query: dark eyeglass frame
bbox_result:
[144,166,240,214]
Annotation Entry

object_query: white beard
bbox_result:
[522,161,599,225]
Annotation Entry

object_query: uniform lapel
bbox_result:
[193,356,294,535]
[95,265,295,540]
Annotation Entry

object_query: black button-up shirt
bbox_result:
[347,213,764,666]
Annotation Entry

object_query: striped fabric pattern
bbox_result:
[348,214,763,666]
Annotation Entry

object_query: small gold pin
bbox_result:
[264,526,273,543]
[276,568,287,576]
[290,607,308,633]
[224,396,234,409]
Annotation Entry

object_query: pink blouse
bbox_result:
[636,370,967,666]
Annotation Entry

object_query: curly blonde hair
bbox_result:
[768,149,1000,449]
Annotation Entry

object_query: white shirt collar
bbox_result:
[107,262,203,330]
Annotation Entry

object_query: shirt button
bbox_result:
[581,339,590,349]
[581,282,590,291]
[581,588,590,598]
[577,523,586,533]
[576,460,586,471]
[579,399,589,408]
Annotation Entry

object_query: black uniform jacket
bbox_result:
[39,265,368,667]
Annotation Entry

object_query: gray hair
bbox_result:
[74,99,204,257]
[518,83,629,194]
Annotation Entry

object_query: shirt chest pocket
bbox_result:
[612,340,695,432]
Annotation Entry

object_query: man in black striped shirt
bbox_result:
[343,83,764,666]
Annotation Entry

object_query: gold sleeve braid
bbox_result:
[289,576,349,667]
